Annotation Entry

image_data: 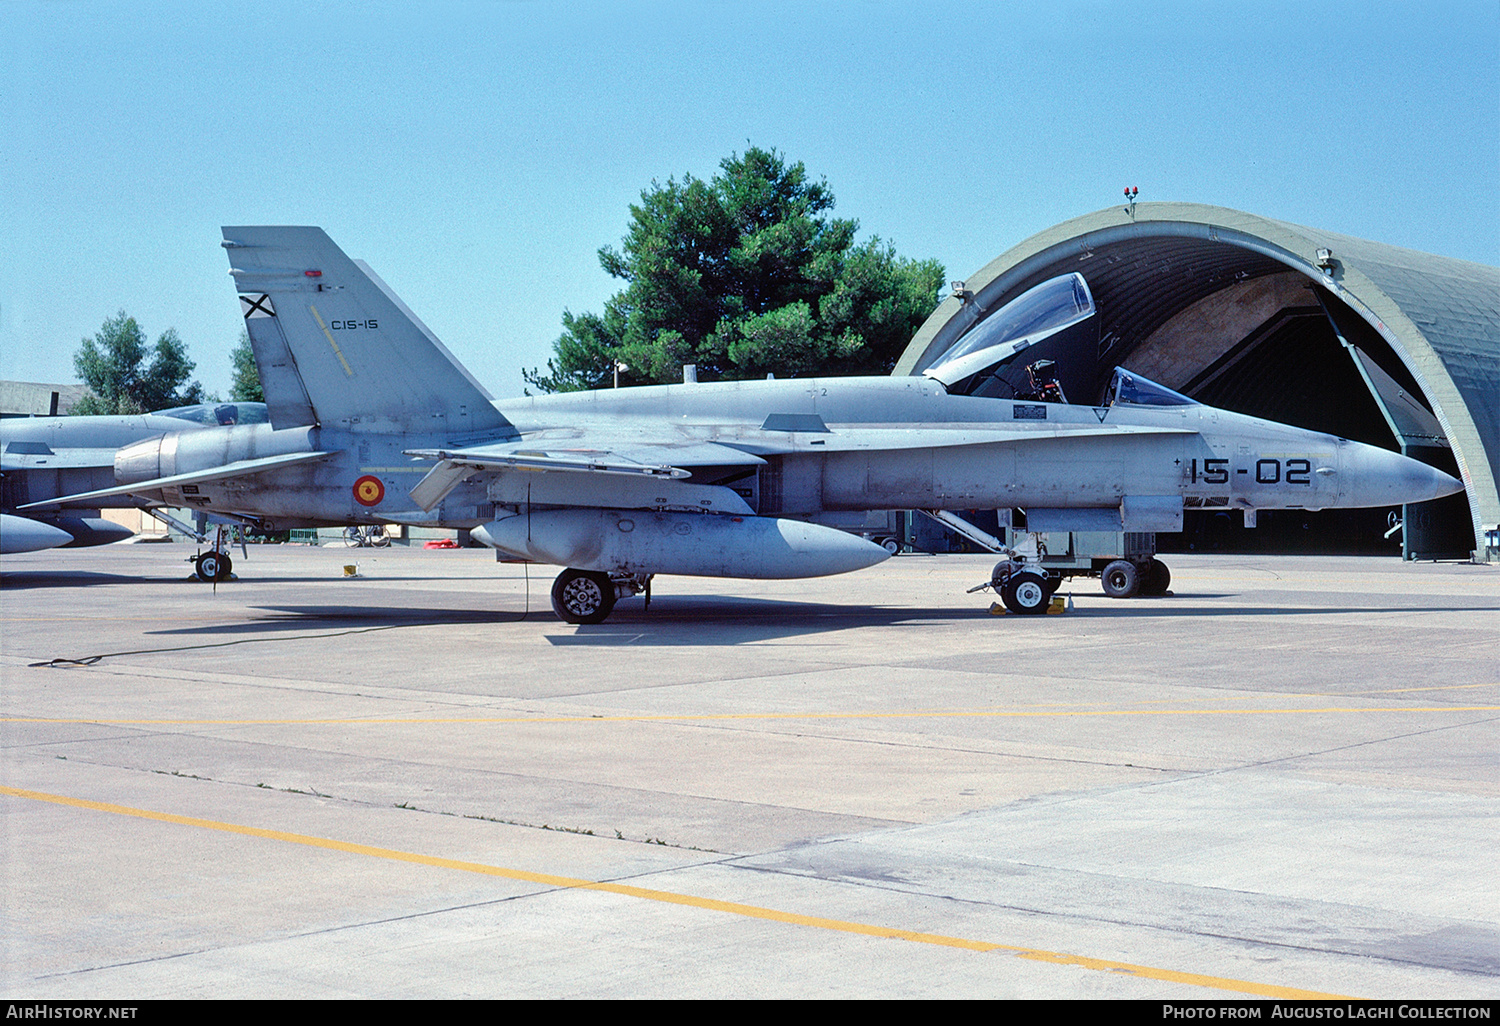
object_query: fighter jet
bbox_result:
[1,401,268,561]
[29,227,1465,621]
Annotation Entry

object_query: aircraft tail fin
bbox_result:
[222,226,516,438]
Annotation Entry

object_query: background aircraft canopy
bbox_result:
[154,402,270,426]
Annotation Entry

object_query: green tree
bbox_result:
[524,146,944,392]
[228,329,264,403]
[71,311,207,415]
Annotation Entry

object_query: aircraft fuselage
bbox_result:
[105,375,1455,539]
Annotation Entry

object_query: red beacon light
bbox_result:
[304,269,322,277]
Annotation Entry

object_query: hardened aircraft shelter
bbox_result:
[896,202,1499,561]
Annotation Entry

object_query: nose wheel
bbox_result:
[999,571,1051,615]
[194,550,232,581]
[190,523,243,581]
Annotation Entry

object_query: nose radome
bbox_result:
[1340,442,1465,506]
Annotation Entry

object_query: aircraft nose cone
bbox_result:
[1341,443,1465,506]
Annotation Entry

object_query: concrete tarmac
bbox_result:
[1,543,1496,999]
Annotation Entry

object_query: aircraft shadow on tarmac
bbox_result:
[0,568,498,590]
[0,568,180,590]
[122,596,982,646]
[129,592,1500,648]
[141,604,519,637]
[551,593,1500,644]
[0,568,389,591]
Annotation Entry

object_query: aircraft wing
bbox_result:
[405,439,764,511]
[18,450,332,509]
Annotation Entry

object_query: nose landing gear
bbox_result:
[191,524,240,581]
[194,549,232,582]
[973,531,1062,616]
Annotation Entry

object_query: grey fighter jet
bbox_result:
[29,227,1465,621]
[1,401,268,562]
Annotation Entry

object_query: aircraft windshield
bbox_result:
[1105,368,1197,407]
[154,402,271,426]
[925,273,1094,386]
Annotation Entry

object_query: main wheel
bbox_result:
[1001,572,1050,615]
[550,569,616,624]
[195,551,231,581]
[1139,558,1171,596]
[1100,559,1139,598]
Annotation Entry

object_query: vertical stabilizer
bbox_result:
[221,226,516,437]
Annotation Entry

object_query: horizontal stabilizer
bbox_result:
[19,451,330,509]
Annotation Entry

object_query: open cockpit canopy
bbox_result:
[923,272,1094,388]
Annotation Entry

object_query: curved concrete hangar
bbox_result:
[896,202,1498,561]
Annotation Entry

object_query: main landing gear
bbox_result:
[549,568,653,624]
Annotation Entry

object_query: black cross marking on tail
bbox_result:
[239,294,275,319]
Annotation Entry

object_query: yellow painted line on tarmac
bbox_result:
[0,784,1355,1000]
[1332,682,1498,696]
[5,704,1497,727]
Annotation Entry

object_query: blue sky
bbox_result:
[2,0,1495,400]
